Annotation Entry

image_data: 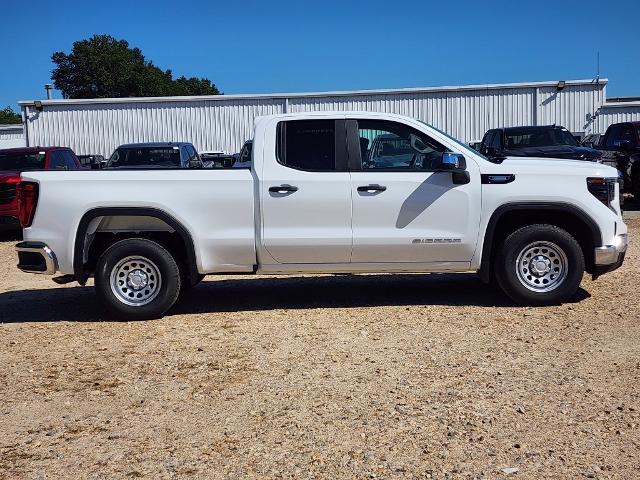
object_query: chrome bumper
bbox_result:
[15,241,58,275]
[594,234,628,266]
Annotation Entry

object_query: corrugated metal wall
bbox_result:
[21,79,639,157]
[595,103,640,133]
[26,99,284,157]
[0,125,24,140]
[288,88,537,142]
[0,125,26,148]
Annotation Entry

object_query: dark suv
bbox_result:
[480,125,601,162]
[596,122,640,199]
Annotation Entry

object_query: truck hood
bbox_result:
[503,145,601,160]
[497,156,620,177]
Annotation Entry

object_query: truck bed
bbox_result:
[21,169,256,274]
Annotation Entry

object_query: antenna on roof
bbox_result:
[596,52,600,84]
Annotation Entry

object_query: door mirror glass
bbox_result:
[188,159,202,169]
[436,152,466,172]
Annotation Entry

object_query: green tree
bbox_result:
[0,106,22,124]
[51,35,220,98]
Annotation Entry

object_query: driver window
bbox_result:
[356,120,446,170]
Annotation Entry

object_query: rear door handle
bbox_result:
[269,184,298,194]
[357,184,387,192]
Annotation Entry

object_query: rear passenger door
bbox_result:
[260,118,352,264]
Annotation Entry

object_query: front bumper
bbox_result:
[593,233,628,279]
[15,241,58,275]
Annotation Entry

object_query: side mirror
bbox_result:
[437,152,467,172]
[188,159,202,169]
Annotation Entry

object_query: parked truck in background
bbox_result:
[480,125,602,162]
[595,121,640,199]
[0,146,83,230]
[15,112,627,319]
[105,142,203,169]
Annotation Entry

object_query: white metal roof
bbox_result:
[0,124,23,131]
[601,101,640,108]
[18,78,607,107]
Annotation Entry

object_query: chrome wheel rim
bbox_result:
[515,241,568,292]
[110,256,161,306]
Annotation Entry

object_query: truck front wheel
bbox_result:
[95,238,181,319]
[494,224,585,305]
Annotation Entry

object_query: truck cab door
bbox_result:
[259,118,352,264]
[347,119,481,266]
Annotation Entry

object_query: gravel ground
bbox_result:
[0,222,638,479]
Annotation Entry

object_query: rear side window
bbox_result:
[50,151,69,170]
[604,125,622,147]
[277,120,337,171]
[61,150,78,169]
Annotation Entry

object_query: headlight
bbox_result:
[587,177,616,208]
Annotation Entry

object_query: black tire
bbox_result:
[95,238,181,319]
[494,224,585,305]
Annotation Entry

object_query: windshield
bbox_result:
[0,152,46,171]
[418,120,489,161]
[106,147,181,168]
[505,128,578,148]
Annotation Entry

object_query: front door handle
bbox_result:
[269,184,298,194]
[357,184,387,192]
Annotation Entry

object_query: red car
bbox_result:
[0,146,83,230]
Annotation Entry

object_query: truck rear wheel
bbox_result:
[494,224,584,305]
[95,238,181,319]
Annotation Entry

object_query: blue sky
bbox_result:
[2,0,639,109]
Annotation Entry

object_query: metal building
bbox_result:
[0,124,26,148]
[18,78,640,158]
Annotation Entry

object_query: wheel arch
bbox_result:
[479,202,602,282]
[73,207,198,285]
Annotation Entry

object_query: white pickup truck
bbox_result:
[15,112,628,319]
